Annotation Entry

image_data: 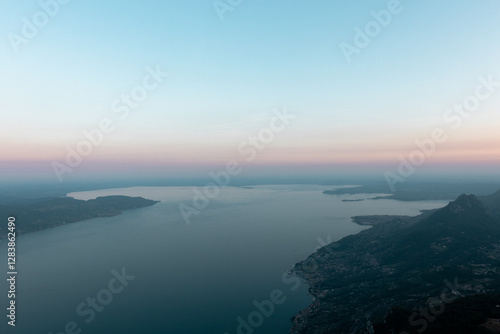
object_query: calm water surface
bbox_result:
[0,185,450,334]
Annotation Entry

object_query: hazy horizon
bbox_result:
[1,0,500,185]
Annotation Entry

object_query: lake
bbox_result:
[0,185,450,334]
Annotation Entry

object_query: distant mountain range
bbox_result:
[0,196,159,238]
[291,190,500,334]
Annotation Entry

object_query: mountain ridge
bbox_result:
[290,190,500,333]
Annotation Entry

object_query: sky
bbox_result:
[1,0,500,184]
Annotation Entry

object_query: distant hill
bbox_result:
[323,182,500,201]
[0,196,160,238]
[290,190,500,333]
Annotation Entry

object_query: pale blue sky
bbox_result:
[1,0,500,181]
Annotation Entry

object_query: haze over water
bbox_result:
[0,185,449,333]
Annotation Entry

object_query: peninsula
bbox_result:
[0,195,160,238]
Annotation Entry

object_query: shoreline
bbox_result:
[0,195,159,239]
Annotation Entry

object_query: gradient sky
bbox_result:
[1,0,500,183]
